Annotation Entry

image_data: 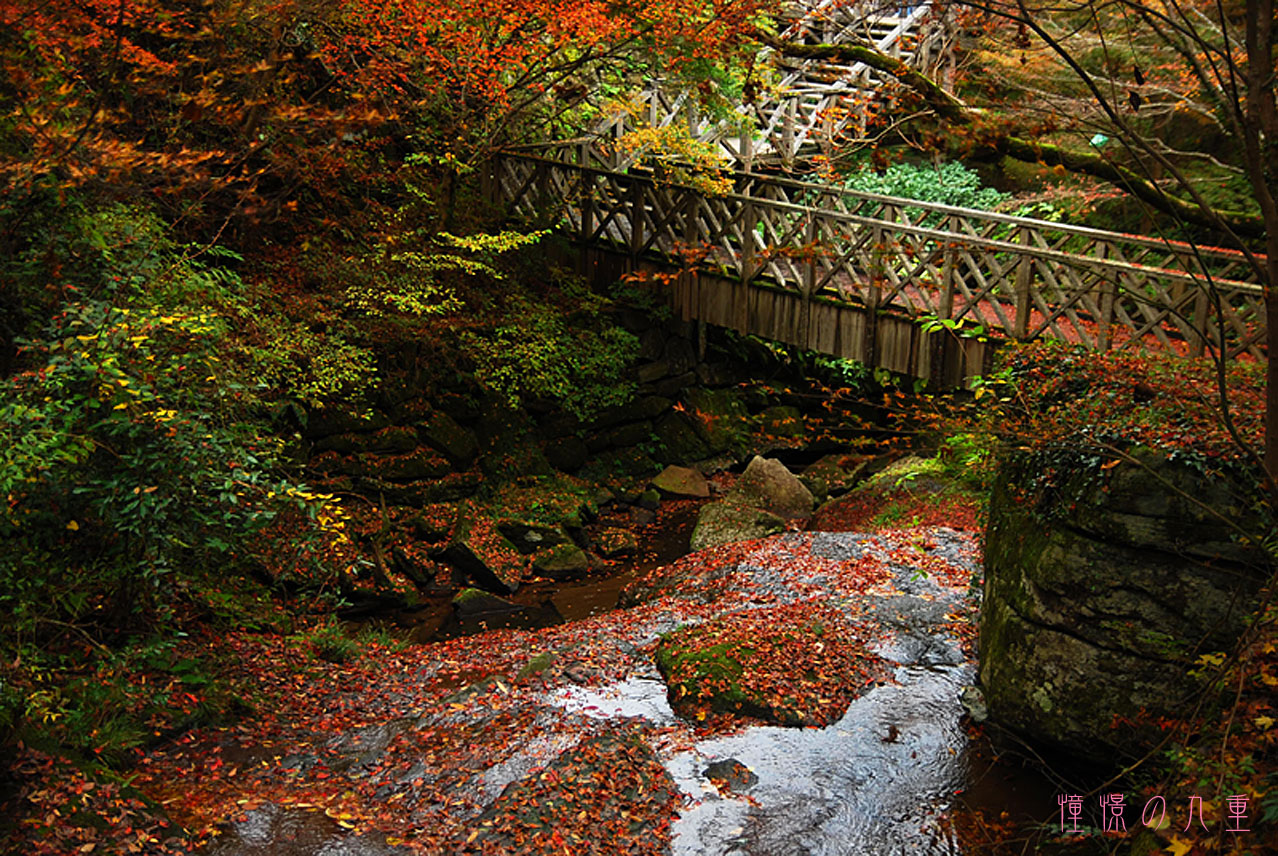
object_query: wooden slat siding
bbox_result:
[494,152,1267,381]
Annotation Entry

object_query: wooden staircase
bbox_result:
[591,0,952,168]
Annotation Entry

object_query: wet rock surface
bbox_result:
[147,529,1003,856]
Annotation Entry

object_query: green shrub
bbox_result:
[462,298,639,419]
[840,161,1009,222]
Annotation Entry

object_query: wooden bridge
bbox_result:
[488,148,1267,385]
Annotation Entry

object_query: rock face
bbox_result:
[980,446,1268,762]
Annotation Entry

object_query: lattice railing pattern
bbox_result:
[491,153,1267,359]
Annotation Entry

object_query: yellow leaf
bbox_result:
[113,403,128,410]
[1254,715,1274,730]
[66,520,79,531]
[1261,673,1278,687]
[1165,835,1193,856]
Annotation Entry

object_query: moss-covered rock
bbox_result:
[689,500,786,552]
[531,543,591,579]
[595,527,639,558]
[682,388,749,453]
[650,464,710,499]
[420,411,478,464]
[489,475,600,533]
[452,586,524,618]
[757,404,804,438]
[437,502,529,594]
[652,411,711,464]
[980,446,1269,762]
[656,603,882,727]
[313,425,418,455]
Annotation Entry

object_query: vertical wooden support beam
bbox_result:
[742,128,754,174]
[1096,242,1117,352]
[682,189,698,320]
[535,160,549,219]
[1014,227,1034,340]
[801,216,818,351]
[577,143,593,279]
[930,224,957,388]
[628,179,643,271]
[742,200,757,289]
[863,222,885,367]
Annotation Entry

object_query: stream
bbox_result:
[191,521,1063,856]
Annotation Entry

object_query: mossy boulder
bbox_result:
[420,411,478,465]
[689,500,786,552]
[437,502,529,594]
[304,408,390,439]
[452,587,524,618]
[531,543,591,579]
[356,471,482,505]
[489,475,600,534]
[802,454,869,498]
[595,527,639,558]
[980,446,1269,762]
[757,405,804,438]
[682,388,749,453]
[544,436,589,472]
[313,425,418,455]
[652,412,711,464]
[656,603,882,727]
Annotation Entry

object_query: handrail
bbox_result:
[500,151,1264,278]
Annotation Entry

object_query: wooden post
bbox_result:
[1014,227,1034,340]
[742,128,754,173]
[629,179,644,271]
[1096,242,1117,352]
[742,200,757,286]
[801,216,818,350]
[535,160,549,218]
[931,224,957,388]
[481,154,496,208]
[578,143,594,279]
[864,222,885,367]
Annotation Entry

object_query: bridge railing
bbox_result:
[490,151,1266,359]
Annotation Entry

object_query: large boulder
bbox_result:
[731,456,814,519]
[656,603,885,727]
[420,411,479,465]
[980,446,1268,763]
[651,465,710,499]
[690,500,786,552]
[436,502,529,594]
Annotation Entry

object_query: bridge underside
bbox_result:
[579,243,995,386]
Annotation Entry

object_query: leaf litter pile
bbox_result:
[6,527,982,855]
